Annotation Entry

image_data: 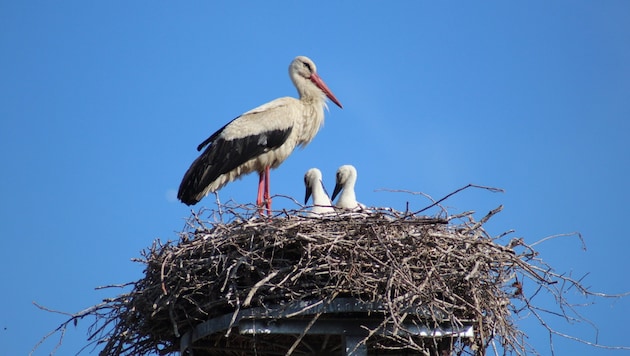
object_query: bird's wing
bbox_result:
[178,98,297,205]
[195,98,296,151]
[196,121,229,151]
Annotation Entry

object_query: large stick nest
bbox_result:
[89,202,537,356]
[33,188,629,355]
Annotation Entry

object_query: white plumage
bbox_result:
[178,56,342,213]
[331,165,367,211]
[303,168,335,217]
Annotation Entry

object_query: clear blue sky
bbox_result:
[2,1,629,355]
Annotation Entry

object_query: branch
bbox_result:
[413,184,504,215]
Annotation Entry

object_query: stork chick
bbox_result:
[304,168,335,217]
[331,165,366,211]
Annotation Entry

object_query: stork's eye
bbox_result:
[303,61,312,72]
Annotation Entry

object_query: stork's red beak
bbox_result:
[310,73,343,109]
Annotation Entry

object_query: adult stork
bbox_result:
[304,168,335,217]
[331,165,367,211]
[177,56,342,214]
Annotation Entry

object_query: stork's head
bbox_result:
[331,164,357,201]
[291,56,317,80]
[335,165,357,187]
[290,56,343,109]
[304,167,324,204]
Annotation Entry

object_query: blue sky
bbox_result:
[2,1,629,355]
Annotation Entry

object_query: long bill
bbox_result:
[331,182,343,202]
[310,73,343,109]
[304,186,313,205]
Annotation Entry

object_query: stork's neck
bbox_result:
[312,183,333,206]
[292,76,328,106]
[292,79,327,145]
[339,180,357,205]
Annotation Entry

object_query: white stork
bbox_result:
[177,56,342,214]
[331,165,367,211]
[304,168,335,217]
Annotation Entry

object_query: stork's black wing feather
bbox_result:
[196,119,233,152]
[177,126,292,205]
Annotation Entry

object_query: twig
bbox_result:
[243,270,281,307]
[530,232,586,250]
[413,184,504,215]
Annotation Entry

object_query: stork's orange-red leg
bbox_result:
[256,168,272,216]
[257,171,265,212]
[264,166,271,215]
